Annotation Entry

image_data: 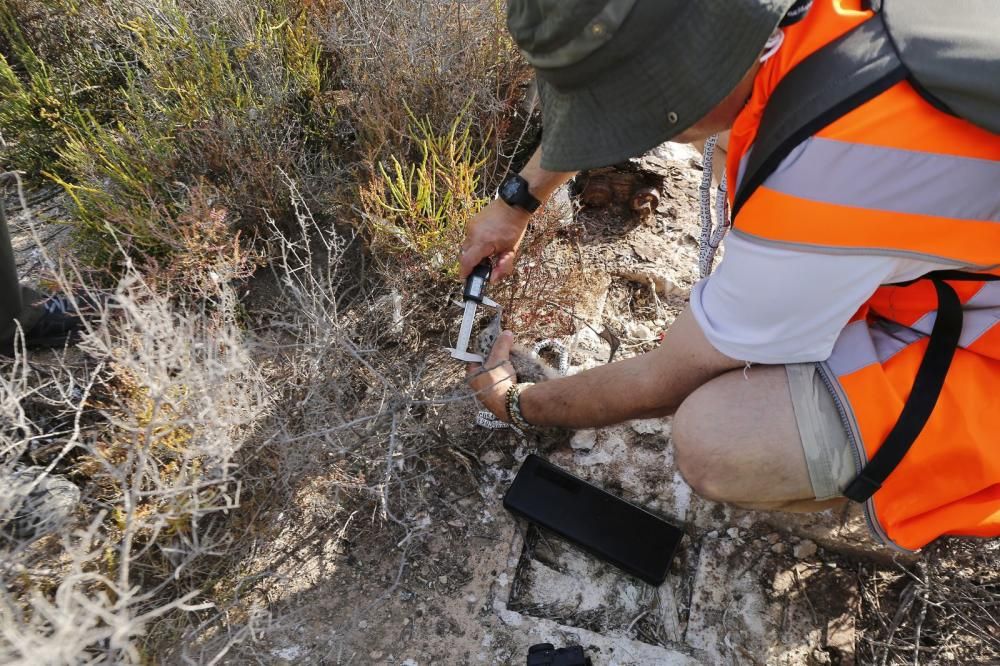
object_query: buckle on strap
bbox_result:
[843,474,882,503]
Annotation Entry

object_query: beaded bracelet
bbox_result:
[505,382,536,431]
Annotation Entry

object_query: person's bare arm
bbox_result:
[468,307,744,428]
[459,147,576,281]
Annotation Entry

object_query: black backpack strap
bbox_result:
[842,278,962,501]
[842,271,1000,502]
[732,14,907,218]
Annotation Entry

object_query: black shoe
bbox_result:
[1,292,96,356]
[2,465,80,543]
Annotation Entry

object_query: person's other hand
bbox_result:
[459,199,531,282]
[466,330,517,419]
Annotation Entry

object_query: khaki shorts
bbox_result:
[785,363,858,501]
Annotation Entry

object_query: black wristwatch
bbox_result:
[499,174,541,213]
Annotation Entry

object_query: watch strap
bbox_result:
[500,174,541,213]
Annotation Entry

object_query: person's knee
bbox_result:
[673,393,730,503]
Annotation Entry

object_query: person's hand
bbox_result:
[466,330,517,419]
[459,199,531,282]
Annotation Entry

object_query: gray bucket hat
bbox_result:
[508,0,797,171]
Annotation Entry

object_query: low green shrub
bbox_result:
[361,109,487,279]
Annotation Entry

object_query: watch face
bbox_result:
[500,177,523,202]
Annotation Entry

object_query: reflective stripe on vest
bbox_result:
[733,132,1000,266]
[827,283,1000,379]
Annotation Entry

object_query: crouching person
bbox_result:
[462,0,1000,552]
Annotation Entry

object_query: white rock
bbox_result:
[653,141,702,163]
[570,429,597,451]
[573,326,604,352]
[627,322,654,340]
[575,449,613,466]
[726,527,741,539]
[630,418,664,435]
[601,428,629,454]
[271,646,305,660]
[548,185,575,225]
[480,450,503,465]
[499,609,523,626]
[793,540,818,559]
[811,649,832,665]
[614,268,681,296]
[772,570,795,595]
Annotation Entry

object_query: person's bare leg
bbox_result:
[672,364,847,513]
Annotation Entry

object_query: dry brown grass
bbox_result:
[858,539,1000,665]
[0,161,498,661]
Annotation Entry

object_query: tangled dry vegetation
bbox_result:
[2,167,515,663]
[858,539,1000,664]
[1,1,998,664]
[0,0,545,661]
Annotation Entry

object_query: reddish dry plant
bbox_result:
[492,200,583,341]
[139,182,263,298]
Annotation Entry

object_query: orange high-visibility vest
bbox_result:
[726,1,1000,551]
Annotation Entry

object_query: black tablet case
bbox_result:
[503,454,684,586]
